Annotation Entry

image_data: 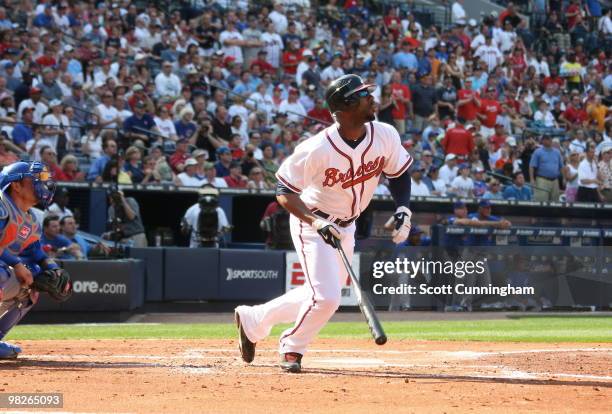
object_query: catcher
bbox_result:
[0,161,72,359]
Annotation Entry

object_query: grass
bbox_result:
[5,316,612,343]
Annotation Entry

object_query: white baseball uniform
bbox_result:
[236,120,412,356]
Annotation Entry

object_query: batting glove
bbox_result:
[385,206,412,245]
[312,218,342,248]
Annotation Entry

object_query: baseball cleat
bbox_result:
[234,310,256,363]
[0,341,21,359]
[280,352,302,373]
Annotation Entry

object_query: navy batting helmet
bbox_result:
[0,161,56,208]
[324,74,375,113]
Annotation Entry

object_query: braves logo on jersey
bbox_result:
[322,155,385,189]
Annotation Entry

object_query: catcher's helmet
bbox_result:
[325,74,375,113]
[0,161,56,208]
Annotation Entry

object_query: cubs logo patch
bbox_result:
[18,226,31,239]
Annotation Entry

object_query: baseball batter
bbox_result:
[235,75,413,373]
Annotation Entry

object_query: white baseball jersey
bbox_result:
[276,121,413,220]
[235,120,413,358]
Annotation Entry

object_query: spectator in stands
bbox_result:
[177,158,205,187]
[426,166,447,196]
[439,153,459,189]
[41,215,83,260]
[123,101,159,146]
[224,160,248,188]
[123,146,145,184]
[104,189,147,247]
[599,145,612,202]
[477,87,502,138]
[436,76,457,120]
[569,129,588,154]
[472,167,488,197]
[502,172,533,201]
[58,154,84,182]
[529,134,564,202]
[11,106,34,151]
[442,122,473,158]
[0,135,19,167]
[411,75,438,131]
[40,146,66,182]
[577,143,602,202]
[215,146,233,178]
[410,163,430,196]
[450,163,474,197]
[169,138,190,174]
[563,150,581,202]
[175,106,198,142]
[201,161,228,188]
[95,91,121,130]
[47,187,74,219]
[246,166,271,190]
[60,215,92,259]
[482,179,503,200]
[389,71,412,135]
[560,94,589,129]
[87,139,118,183]
[155,61,182,99]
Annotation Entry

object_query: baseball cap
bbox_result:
[229,160,241,169]
[453,201,466,209]
[192,149,208,159]
[474,166,485,173]
[506,137,517,146]
[479,199,491,208]
[49,99,62,107]
[30,87,41,94]
[177,137,189,144]
[445,154,456,162]
[184,158,198,167]
[216,146,231,155]
[133,84,144,92]
[71,81,82,89]
[458,163,470,171]
[3,62,13,69]
[203,162,215,170]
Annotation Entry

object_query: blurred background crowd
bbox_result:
[0,0,609,206]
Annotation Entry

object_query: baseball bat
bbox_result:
[333,238,387,345]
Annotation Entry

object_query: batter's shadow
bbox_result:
[301,368,612,389]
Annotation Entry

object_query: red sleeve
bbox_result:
[442,131,450,152]
[468,132,475,153]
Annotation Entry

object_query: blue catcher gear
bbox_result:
[0,161,56,208]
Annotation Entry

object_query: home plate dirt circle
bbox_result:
[1,339,610,413]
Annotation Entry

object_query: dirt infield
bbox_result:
[1,339,610,413]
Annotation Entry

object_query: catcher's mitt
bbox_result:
[32,268,73,302]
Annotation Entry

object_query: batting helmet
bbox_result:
[324,74,375,113]
[0,161,56,208]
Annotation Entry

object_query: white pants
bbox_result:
[236,215,355,355]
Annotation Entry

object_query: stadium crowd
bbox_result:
[0,0,609,205]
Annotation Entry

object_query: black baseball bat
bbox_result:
[333,238,387,345]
